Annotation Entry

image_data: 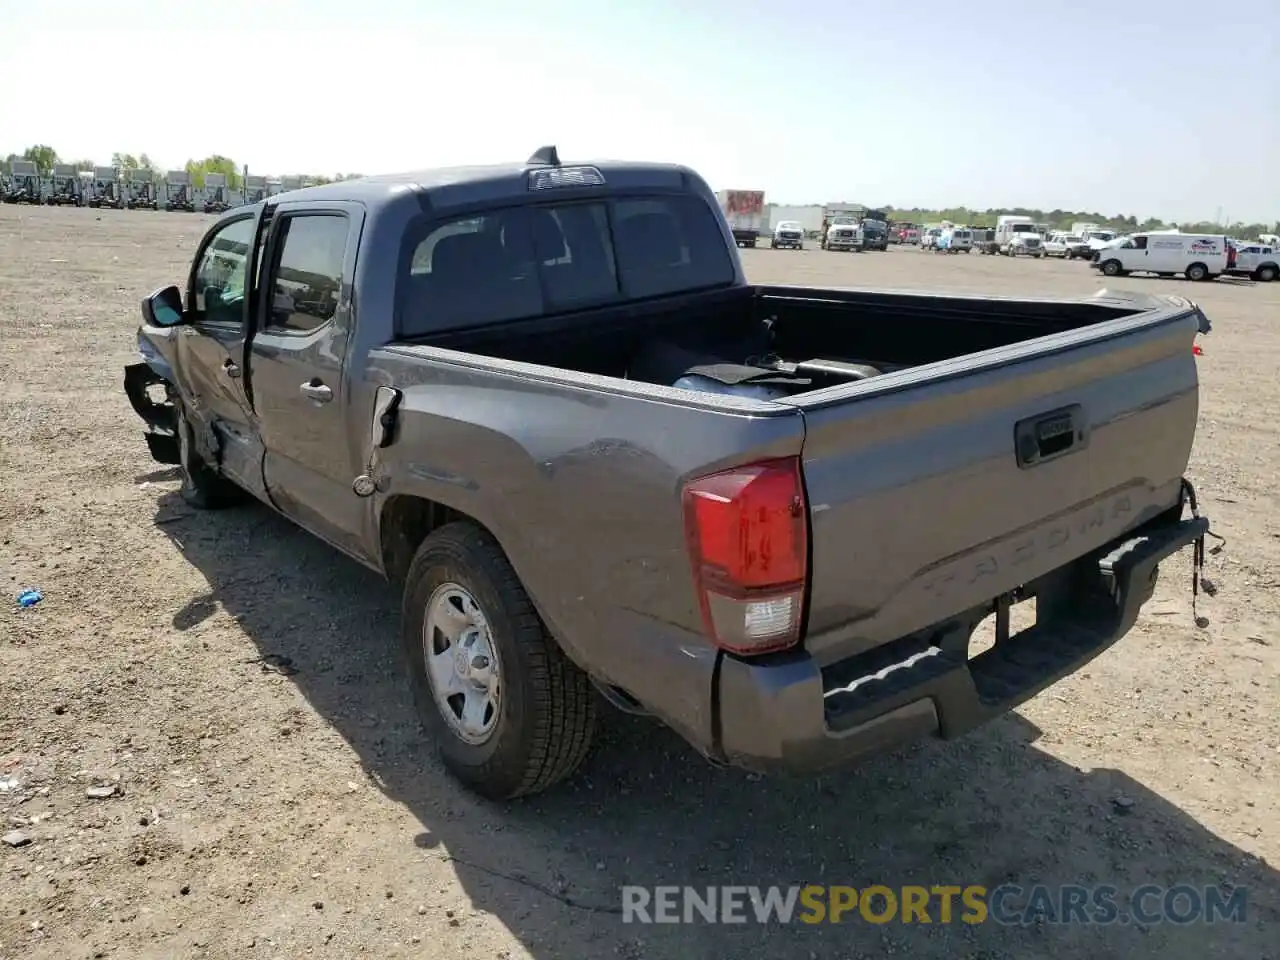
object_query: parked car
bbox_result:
[1044,232,1081,257]
[123,146,1214,801]
[1068,230,1117,260]
[770,220,805,250]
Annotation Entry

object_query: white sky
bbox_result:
[2,0,1277,223]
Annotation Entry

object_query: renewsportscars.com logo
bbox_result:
[621,884,1248,926]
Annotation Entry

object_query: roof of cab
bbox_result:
[265,147,702,215]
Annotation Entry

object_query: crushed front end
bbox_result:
[123,337,180,465]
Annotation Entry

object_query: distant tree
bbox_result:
[184,155,241,189]
[111,152,139,170]
[6,145,60,176]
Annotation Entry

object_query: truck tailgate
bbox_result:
[786,300,1203,666]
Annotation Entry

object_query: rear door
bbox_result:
[245,200,368,560]
[178,210,269,499]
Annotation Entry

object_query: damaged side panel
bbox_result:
[124,362,180,465]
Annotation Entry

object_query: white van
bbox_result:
[1090,233,1229,282]
[941,227,973,252]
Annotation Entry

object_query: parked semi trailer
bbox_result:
[716,189,766,247]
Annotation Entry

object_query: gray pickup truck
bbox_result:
[124,146,1213,800]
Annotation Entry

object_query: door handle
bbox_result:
[300,380,333,403]
[223,358,241,378]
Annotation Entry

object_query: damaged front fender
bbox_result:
[124,361,180,465]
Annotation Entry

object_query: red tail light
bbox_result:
[682,457,808,655]
[1193,344,1203,355]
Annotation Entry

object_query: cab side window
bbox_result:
[192,216,255,326]
[264,214,349,334]
[1133,236,1148,250]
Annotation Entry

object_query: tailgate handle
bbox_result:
[1015,404,1088,468]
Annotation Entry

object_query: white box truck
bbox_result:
[717,190,766,248]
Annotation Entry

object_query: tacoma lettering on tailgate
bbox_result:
[920,493,1134,600]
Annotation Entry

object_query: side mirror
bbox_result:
[142,285,184,327]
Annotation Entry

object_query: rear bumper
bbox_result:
[714,510,1208,773]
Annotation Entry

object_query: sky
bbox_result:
[1,0,1276,224]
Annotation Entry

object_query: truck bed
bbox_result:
[378,283,1204,732]
[408,283,1182,399]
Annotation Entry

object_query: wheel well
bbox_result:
[379,494,478,585]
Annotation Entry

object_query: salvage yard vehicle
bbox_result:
[716,189,766,247]
[47,164,83,206]
[821,217,863,251]
[164,170,195,212]
[770,220,805,249]
[1068,229,1117,259]
[1043,232,1080,257]
[996,216,1044,257]
[1091,233,1229,281]
[125,168,159,210]
[88,167,124,209]
[2,160,42,204]
[1226,242,1278,281]
[124,145,1215,802]
[202,173,232,213]
[972,228,999,254]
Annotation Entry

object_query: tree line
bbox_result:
[3,144,361,190]
[6,144,1276,238]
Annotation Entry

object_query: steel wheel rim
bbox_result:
[422,583,501,745]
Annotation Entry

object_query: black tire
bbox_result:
[401,521,597,800]
[176,402,246,509]
[1185,262,1209,282]
[1101,259,1123,277]
[1256,264,1277,282]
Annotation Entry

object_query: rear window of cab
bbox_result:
[396,193,734,337]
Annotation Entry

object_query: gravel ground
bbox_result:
[1,207,1276,960]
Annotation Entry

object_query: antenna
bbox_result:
[527,145,560,166]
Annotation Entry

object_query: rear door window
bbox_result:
[530,203,619,308]
[611,195,734,298]
[399,193,734,336]
[405,209,542,331]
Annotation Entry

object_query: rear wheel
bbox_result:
[401,522,597,800]
[1185,262,1209,282]
[1256,264,1277,282]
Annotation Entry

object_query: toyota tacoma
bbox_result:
[124,146,1214,800]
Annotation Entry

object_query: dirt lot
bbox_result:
[1,207,1276,960]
